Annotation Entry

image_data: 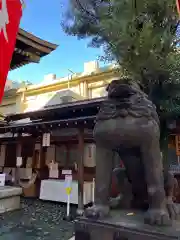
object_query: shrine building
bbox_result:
[0,28,180,206]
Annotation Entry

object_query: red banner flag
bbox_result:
[176,0,180,15]
[0,0,22,102]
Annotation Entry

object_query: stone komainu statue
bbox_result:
[85,79,179,226]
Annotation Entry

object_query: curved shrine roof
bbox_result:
[10,28,58,70]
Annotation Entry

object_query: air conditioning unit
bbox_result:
[84,61,99,75]
[84,143,96,167]
[43,74,56,81]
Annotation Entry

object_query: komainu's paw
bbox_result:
[84,205,109,220]
[144,208,171,226]
[110,194,122,209]
[166,198,179,220]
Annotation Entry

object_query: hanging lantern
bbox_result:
[0,0,23,102]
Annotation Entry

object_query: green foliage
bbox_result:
[63,0,180,151]
[63,0,179,67]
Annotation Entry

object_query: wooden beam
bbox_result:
[17,28,58,51]
[17,35,53,54]
[77,128,84,215]
[14,48,40,63]
[0,116,96,134]
[14,47,31,56]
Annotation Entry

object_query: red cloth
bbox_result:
[0,0,22,102]
[111,160,124,197]
[111,176,119,197]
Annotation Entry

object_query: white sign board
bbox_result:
[16,157,22,167]
[42,133,50,147]
[169,164,180,174]
[65,175,72,189]
[62,170,72,175]
[49,169,59,179]
[0,174,5,186]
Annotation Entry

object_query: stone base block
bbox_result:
[0,196,21,213]
[0,186,22,213]
[75,210,180,240]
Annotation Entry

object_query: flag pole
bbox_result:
[176,0,180,16]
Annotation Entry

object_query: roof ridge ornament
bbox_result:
[0,0,9,42]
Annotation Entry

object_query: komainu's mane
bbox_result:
[97,79,159,125]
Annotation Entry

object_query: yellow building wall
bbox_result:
[0,93,24,116]
[0,64,120,115]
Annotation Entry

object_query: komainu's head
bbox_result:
[105,78,159,125]
[106,78,144,99]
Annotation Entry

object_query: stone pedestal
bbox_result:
[75,210,180,240]
[0,186,22,213]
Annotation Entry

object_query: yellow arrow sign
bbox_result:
[65,187,72,195]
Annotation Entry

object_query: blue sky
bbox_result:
[8,0,103,84]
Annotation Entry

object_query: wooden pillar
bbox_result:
[38,143,46,169]
[15,141,22,185]
[77,128,84,215]
[33,138,46,169]
[0,144,6,168]
[65,144,70,169]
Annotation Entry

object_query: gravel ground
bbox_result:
[0,198,75,240]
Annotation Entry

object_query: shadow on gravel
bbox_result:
[0,198,76,240]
